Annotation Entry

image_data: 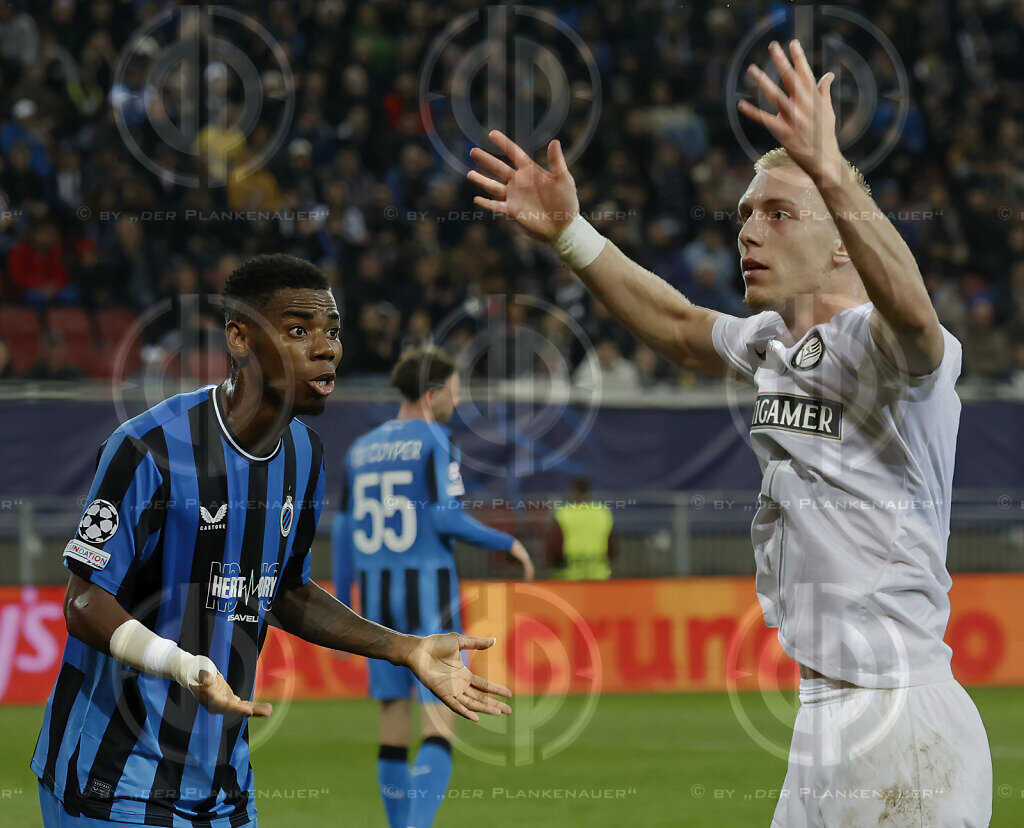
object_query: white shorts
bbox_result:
[771,677,991,827]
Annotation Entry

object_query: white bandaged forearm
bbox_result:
[109,619,217,689]
[552,214,606,271]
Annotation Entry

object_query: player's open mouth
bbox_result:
[307,374,335,395]
[742,257,769,278]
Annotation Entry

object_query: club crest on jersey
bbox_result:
[199,503,227,531]
[280,495,294,538]
[791,331,825,370]
[750,392,843,440]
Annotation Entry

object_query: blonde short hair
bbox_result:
[754,147,871,198]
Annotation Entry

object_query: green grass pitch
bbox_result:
[2,688,1022,826]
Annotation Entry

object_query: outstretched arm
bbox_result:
[429,503,534,581]
[65,573,272,718]
[272,581,512,720]
[469,131,726,374]
[740,40,944,375]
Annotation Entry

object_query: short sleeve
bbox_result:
[280,456,325,590]
[712,311,786,380]
[63,430,166,602]
[432,430,465,501]
[866,310,963,397]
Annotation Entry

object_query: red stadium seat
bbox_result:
[95,308,142,380]
[46,307,93,350]
[94,308,139,349]
[184,349,229,383]
[46,307,103,377]
[0,305,42,374]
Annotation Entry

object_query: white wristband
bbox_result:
[552,214,606,271]
[109,619,217,689]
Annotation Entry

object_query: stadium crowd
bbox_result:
[0,0,1022,387]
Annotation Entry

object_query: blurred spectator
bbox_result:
[0,337,15,379]
[227,145,280,211]
[156,259,223,352]
[195,101,245,186]
[633,343,679,390]
[0,4,39,67]
[26,331,83,380]
[962,300,1010,381]
[1012,343,1024,392]
[8,218,77,308]
[1,100,51,177]
[104,217,156,308]
[682,223,735,290]
[681,257,746,316]
[0,2,1019,386]
[400,308,433,351]
[574,338,641,393]
[343,302,402,376]
[1,141,46,207]
[448,224,501,286]
[642,216,688,291]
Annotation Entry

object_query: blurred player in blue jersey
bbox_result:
[32,255,512,828]
[332,346,534,828]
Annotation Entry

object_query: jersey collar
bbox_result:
[209,385,283,463]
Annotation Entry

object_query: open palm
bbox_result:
[192,670,273,718]
[738,39,842,182]
[469,130,579,243]
[406,632,512,722]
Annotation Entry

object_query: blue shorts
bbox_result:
[39,782,257,828]
[359,565,463,703]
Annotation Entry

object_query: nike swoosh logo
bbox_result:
[410,766,431,776]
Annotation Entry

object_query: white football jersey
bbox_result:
[712,302,962,688]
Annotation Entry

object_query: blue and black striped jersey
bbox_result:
[331,419,513,636]
[31,385,325,827]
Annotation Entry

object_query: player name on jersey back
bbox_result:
[750,392,843,439]
[351,439,424,466]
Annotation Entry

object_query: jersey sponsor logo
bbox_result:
[280,495,294,538]
[64,538,112,570]
[446,461,465,497]
[750,392,843,440]
[791,331,825,370]
[199,503,227,531]
[77,499,119,544]
[206,561,279,615]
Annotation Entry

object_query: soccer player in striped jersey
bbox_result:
[32,255,511,828]
[332,346,534,828]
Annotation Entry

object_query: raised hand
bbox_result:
[468,130,579,243]
[404,632,512,722]
[738,40,843,184]
[191,669,274,718]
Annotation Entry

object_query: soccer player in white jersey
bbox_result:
[468,40,991,827]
